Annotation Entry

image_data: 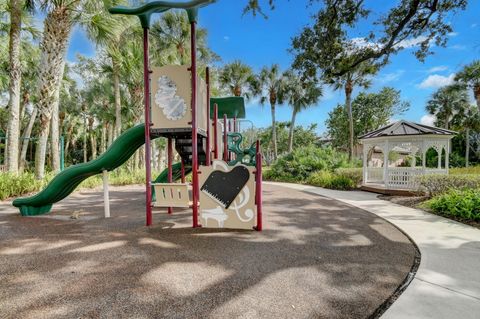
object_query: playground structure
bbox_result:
[12,0,263,231]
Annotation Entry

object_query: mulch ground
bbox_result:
[0,184,416,319]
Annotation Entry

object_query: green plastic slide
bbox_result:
[13,124,154,216]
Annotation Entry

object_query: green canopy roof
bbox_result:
[210,97,246,119]
[109,0,215,27]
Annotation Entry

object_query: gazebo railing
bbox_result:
[365,167,448,189]
[366,167,384,183]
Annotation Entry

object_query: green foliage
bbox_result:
[326,87,409,150]
[307,170,356,190]
[257,122,319,157]
[0,169,159,201]
[0,172,54,200]
[425,189,480,221]
[415,174,480,198]
[291,0,467,79]
[334,167,363,185]
[264,146,359,182]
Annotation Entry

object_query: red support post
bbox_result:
[205,67,211,165]
[142,27,153,226]
[233,116,237,133]
[255,140,262,231]
[190,20,200,228]
[167,137,173,214]
[223,114,228,161]
[213,103,218,160]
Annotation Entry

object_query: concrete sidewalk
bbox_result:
[268,182,480,319]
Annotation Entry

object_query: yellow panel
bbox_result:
[151,65,192,130]
[199,161,257,230]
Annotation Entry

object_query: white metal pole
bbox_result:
[103,170,110,218]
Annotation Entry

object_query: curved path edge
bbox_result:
[266,182,480,319]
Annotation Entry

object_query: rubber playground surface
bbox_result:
[0,184,416,318]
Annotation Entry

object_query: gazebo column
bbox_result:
[363,144,368,183]
[437,147,442,169]
[422,142,427,173]
[383,140,389,188]
[446,141,450,173]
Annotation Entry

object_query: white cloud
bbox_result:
[394,36,428,49]
[418,73,455,89]
[449,44,466,50]
[377,70,405,83]
[428,66,448,73]
[223,36,230,41]
[421,114,436,126]
[448,32,459,37]
[471,23,478,28]
[349,37,381,50]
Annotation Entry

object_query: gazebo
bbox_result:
[359,120,456,194]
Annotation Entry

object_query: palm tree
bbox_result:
[325,62,377,160]
[462,108,480,167]
[252,64,285,160]
[219,60,254,97]
[280,70,322,152]
[455,60,480,112]
[34,0,122,178]
[426,84,469,130]
[150,11,217,67]
[5,0,35,172]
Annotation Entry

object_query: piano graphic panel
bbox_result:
[199,161,256,229]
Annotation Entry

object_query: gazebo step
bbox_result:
[360,184,417,197]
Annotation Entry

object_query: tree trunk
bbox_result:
[19,107,37,172]
[474,84,480,113]
[51,97,62,173]
[345,80,354,161]
[101,123,107,154]
[466,127,470,167]
[270,103,278,160]
[108,122,114,147]
[34,8,72,179]
[90,133,97,160]
[83,115,88,163]
[112,57,122,138]
[288,107,297,153]
[6,0,23,173]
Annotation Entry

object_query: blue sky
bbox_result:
[66,0,480,134]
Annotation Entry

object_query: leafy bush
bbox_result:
[307,171,356,190]
[264,146,360,182]
[334,168,363,186]
[0,169,159,200]
[424,189,480,221]
[415,174,480,197]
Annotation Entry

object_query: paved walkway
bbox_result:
[268,182,480,319]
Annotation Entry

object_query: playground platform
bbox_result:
[0,184,415,318]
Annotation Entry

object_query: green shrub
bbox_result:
[0,172,53,200]
[0,169,160,200]
[334,168,363,186]
[265,146,360,182]
[424,189,480,221]
[307,171,356,190]
[415,174,480,197]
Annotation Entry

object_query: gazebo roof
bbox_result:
[359,120,456,140]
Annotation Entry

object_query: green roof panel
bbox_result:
[210,97,246,119]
